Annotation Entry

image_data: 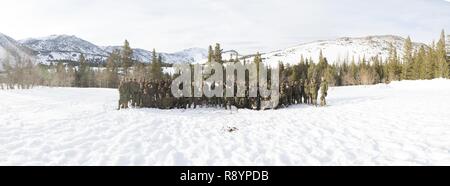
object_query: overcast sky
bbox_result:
[0,0,449,54]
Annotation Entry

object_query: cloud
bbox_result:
[0,0,449,54]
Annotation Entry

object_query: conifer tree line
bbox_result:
[1,30,449,90]
[279,30,449,86]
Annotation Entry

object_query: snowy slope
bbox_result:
[0,79,449,165]
[102,46,207,64]
[0,33,36,70]
[13,34,429,66]
[18,34,207,65]
[19,35,109,64]
[257,35,426,65]
[6,33,433,67]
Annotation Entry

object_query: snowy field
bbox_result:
[0,79,449,166]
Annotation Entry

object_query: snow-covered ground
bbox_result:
[0,80,449,165]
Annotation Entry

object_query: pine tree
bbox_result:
[383,56,390,78]
[307,62,317,82]
[55,62,66,86]
[151,48,157,65]
[402,36,415,80]
[324,64,337,86]
[351,56,359,84]
[37,63,51,87]
[214,43,223,64]
[207,45,213,63]
[425,42,436,80]
[66,63,76,87]
[122,40,133,75]
[88,69,97,87]
[105,49,120,88]
[253,52,262,83]
[337,63,346,86]
[279,62,286,82]
[289,65,300,82]
[359,57,375,85]
[342,57,356,85]
[416,46,426,80]
[372,55,384,83]
[78,54,90,87]
[436,30,448,78]
[317,50,328,78]
[150,49,163,80]
[298,55,307,80]
[387,43,401,81]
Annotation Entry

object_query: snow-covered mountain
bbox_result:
[2,33,429,68]
[19,35,109,64]
[0,33,36,70]
[18,34,207,65]
[256,35,426,65]
[163,48,208,64]
[102,46,207,64]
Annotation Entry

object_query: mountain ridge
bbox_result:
[1,33,430,70]
[255,35,427,66]
[0,33,36,70]
[17,34,208,65]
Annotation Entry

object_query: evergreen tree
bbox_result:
[279,62,286,82]
[150,49,163,80]
[416,46,427,80]
[122,40,133,75]
[214,43,223,64]
[436,30,448,78]
[89,69,96,87]
[78,54,90,87]
[372,55,384,83]
[317,50,328,79]
[298,55,307,80]
[387,43,401,81]
[66,63,76,87]
[324,64,338,86]
[426,41,437,79]
[289,64,300,82]
[37,63,51,87]
[359,57,375,85]
[55,62,66,86]
[105,49,120,88]
[307,62,317,82]
[151,48,158,65]
[253,52,262,83]
[402,36,415,80]
[350,56,359,84]
[207,45,213,63]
